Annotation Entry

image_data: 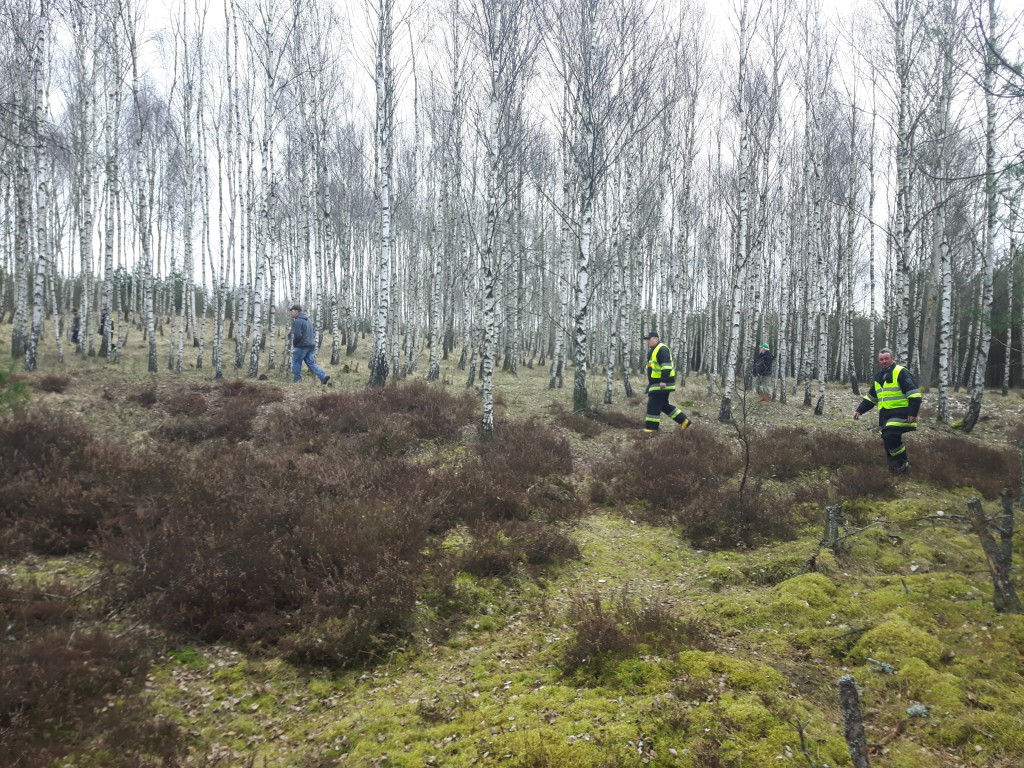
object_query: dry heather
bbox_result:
[2,338,1023,768]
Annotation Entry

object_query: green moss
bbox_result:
[813,548,839,575]
[676,651,787,693]
[166,646,206,669]
[716,691,775,737]
[610,657,670,691]
[881,741,952,767]
[852,615,945,667]
[1005,614,1024,650]
[896,658,964,712]
[775,573,837,605]
[704,563,745,589]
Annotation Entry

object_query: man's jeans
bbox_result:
[292,346,327,383]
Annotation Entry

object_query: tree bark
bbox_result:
[838,675,871,768]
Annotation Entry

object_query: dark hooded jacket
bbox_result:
[291,312,316,349]
[753,348,774,376]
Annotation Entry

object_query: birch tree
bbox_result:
[549,0,669,412]
[718,0,763,422]
[246,0,295,379]
[368,0,395,387]
[469,0,538,431]
[25,0,51,372]
[918,0,965,392]
[963,0,999,433]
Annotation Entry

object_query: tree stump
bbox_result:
[838,675,871,768]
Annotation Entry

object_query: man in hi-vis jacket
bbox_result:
[643,331,691,433]
[853,347,921,474]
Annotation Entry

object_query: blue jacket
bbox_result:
[291,312,315,349]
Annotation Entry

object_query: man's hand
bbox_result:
[852,411,861,421]
[907,415,917,424]
[659,382,666,389]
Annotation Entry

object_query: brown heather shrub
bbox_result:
[265,381,475,452]
[791,482,828,507]
[0,629,180,768]
[164,390,208,416]
[0,575,77,630]
[478,418,574,479]
[380,380,477,438]
[35,373,71,393]
[431,420,582,527]
[587,406,637,429]
[0,408,92,475]
[106,447,438,664]
[548,402,634,436]
[562,591,714,677]
[832,464,896,499]
[127,384,158,406]
[747,427,877,479]
[555,410,604,438]
[220,378,285,404]
[0,411,157,555]
[676,481,799,550]
[459,520,580,578]
[913,437,1020,498]
[157,402,256,443]
[592,423,740,510]
[561,595,632,674]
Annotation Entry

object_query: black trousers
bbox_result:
[645,389,687,431]
[880,416,915,470]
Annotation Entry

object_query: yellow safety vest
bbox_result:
[873,365,913,410]
[648,343,675,380]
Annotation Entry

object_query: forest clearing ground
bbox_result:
[3,324,1024,767]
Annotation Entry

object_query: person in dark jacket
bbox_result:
[853,347,921,474]
[642,331,690,433]
[290,304,330,385]
[753,342,774,401]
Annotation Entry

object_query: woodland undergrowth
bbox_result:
[2,365,1023,767]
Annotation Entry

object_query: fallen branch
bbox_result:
[794,717,832,768]
[829,625,868,641]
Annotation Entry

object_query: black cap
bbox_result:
[643,331,659,340]
[290,304,302,312]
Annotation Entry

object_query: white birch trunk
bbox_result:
[937,240,952,421]
[369,0,393,387]
[718,0,750,422]
[964,0,998,432]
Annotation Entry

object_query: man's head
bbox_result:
[878,348,895,369]
[760,342,769,351]
[643,331,659,348]
[290,304,302,316]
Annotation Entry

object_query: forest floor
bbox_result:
[2,323,1024,768]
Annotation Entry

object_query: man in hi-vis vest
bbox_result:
[853,347,922,474]
[642,331,691,433]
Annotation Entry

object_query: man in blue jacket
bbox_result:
[290,304,330,385]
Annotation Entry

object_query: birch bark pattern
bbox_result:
[369,0,394,388]
[964,0,998,432]
[26,0,50,372]
[718,0,751,423]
